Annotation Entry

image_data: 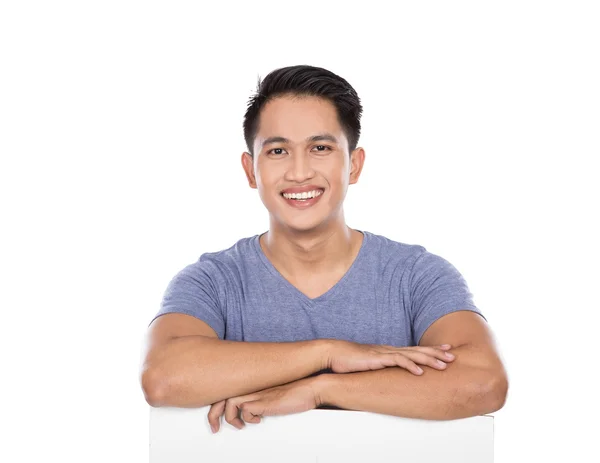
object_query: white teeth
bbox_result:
[282,189,323,200]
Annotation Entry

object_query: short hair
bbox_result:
[243,65,363,157]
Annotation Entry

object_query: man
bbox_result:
[140,65,508,434]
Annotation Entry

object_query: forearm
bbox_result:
[315,345,507,420]
[147,336,327,408]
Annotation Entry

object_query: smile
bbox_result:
[280,189,325,208]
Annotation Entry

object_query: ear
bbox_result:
[241,152,257,189]
[349,147,365,185]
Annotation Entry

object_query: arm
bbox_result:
[315,311,509,420]
[141,313,328,408]
[141,314,454,411]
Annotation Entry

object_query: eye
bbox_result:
[312,145,332,153]
[267,147,287,155]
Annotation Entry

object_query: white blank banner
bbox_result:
[150,407,493,462]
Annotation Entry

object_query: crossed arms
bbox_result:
[140,310,508,432]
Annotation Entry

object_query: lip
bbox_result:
[280,185,325,194]
[280,189,325,209]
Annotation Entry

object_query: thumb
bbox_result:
[240,400,265,423]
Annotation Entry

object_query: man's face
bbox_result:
[242,95,364,232]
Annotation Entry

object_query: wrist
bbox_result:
[315,338,336,371]
[310,372,336,407]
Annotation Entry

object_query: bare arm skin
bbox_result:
[140,314,327,407]
[314,311,509,420]
[139,313,454,408]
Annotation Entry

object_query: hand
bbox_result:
[207,377,321,433]
[326,340,455,375]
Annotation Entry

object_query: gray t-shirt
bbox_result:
[150,230,485,346]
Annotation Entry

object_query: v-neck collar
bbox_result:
[251,230,370,304]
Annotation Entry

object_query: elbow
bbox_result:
[472,370,509,415]
[486,371,509,413]
[141,367,167,407]
[141,367,214,408]
[456,370,509,418]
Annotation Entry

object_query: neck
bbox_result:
[260,219,362,278]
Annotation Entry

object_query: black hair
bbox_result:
[243,65,362,156]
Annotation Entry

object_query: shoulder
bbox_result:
[362,230,465,282]
[409,247,464,281]
[197,234,257,266]
[361,230,427,269]
[172,234,260,285]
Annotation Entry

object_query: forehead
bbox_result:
[256,95,344,141]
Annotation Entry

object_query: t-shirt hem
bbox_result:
[148,308,224,339]
[415,305,486,346]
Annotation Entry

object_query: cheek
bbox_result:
[324,164,347,186]
[255,168,280,198]
[254,164,268,185]
[256,169,274,188]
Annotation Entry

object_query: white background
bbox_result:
[1,1,598,461]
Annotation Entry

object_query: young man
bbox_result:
[140,65,508,433]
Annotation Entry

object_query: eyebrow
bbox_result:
[261,133,339,148]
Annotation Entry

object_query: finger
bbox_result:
[398,350,451,370]
[240,401,263,424]
[224,399,246,430]
[382,344,452,351]
[378,354,424,375]
[417,346,456,362]
[207,400,226,433]
[379,351,444,374]
[400,346,456,363]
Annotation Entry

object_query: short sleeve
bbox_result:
[409,250,486,345]
[149,260,225,339]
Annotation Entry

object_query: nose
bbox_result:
[285,152,315,182]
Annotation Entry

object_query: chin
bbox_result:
[282,216,332,234]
